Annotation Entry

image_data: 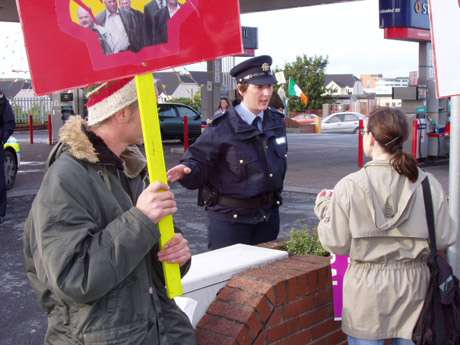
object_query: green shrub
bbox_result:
[285,226,328,257]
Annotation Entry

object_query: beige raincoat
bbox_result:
[315,160,456,340]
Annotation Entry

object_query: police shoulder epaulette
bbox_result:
[210,111,227,125]
[269,107,285,118]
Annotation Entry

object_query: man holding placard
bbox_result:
[23,78,196,345]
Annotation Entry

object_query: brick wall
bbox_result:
[196,255,346,345]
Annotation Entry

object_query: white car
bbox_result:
[321,112,366,134]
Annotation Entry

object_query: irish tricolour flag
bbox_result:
[288,79,309,105]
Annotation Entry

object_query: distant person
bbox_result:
[153,0,180,44]
[0,91,15,223]
[168,55,287,250]
[314,107,456,345]
[144,0,164,45]
[213,97,230,117]
[96,0,145,53]
[77,7,114,55]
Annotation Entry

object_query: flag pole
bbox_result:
[135,73,183,299]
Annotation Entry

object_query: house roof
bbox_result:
[153,71,209,95]
[0,79,32,98]
[325,74,360,88]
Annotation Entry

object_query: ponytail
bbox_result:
[368,107,419,183]
[390,150,419,183]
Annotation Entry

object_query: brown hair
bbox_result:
[367,107,419,182]
[237,83,249,93]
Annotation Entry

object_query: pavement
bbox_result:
[0,131,450,344]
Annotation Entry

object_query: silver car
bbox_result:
[321,112,366,134]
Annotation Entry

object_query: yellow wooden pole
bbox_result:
[135,73,183,298]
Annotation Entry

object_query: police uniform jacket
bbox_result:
[0,96,15,144]
[180,107,287,223]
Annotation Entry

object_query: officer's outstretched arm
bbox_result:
[167,164,192,183]
[177,127,220,189]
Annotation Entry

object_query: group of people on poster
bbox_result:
[76,0,181,55]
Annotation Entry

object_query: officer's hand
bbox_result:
[158,233,191,266]
[167,164,191,182]
[136,182,177,224]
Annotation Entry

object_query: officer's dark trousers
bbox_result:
[208,209,280,250]
[0,146,6,217]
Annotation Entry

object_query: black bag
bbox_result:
[412,178,460,345]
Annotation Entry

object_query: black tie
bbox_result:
[252,116,261,131]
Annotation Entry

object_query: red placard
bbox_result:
[17,0,243,95]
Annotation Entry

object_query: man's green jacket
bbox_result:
[23,116,196,345]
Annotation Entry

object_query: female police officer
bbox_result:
[168,55,287,250]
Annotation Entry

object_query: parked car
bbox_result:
[158,103,206,142]
[291,113,320,125]
[321,112,366,133]
[3,136,21,190]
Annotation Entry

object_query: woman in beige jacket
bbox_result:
[314,108,456,345]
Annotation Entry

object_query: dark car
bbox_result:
[158,103,206,142]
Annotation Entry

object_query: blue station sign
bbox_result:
[379,0,430,30]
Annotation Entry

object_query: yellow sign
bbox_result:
[135,73,183,299]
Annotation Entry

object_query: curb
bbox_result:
[284,185,320,195]
[8,188,40,198]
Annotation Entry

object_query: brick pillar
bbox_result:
[196,255,347,345]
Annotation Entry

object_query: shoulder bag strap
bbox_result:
[422,177,437,259]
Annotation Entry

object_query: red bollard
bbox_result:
[358,119,364,168]
[29,114,34,144]
[412,119,418,159]
[48,113,53,145]
[183,115,189,151]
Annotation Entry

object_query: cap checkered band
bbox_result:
[238,71,274,83]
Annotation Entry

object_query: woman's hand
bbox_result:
[318,189,334,198]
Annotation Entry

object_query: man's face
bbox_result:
[77,9,93,28]
[104,0,118,13]
[125,103,143,145]
[118,0,131,9]
[240,84,274,114]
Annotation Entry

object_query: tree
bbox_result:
[281,55,331,112]
[170,91,202,113]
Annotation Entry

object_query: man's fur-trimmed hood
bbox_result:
[48,116,146,178]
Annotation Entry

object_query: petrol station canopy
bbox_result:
[0,0,362,22]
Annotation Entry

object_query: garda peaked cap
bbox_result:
[230,55,276,85]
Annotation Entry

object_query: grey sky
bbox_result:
[238,0,419,77]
